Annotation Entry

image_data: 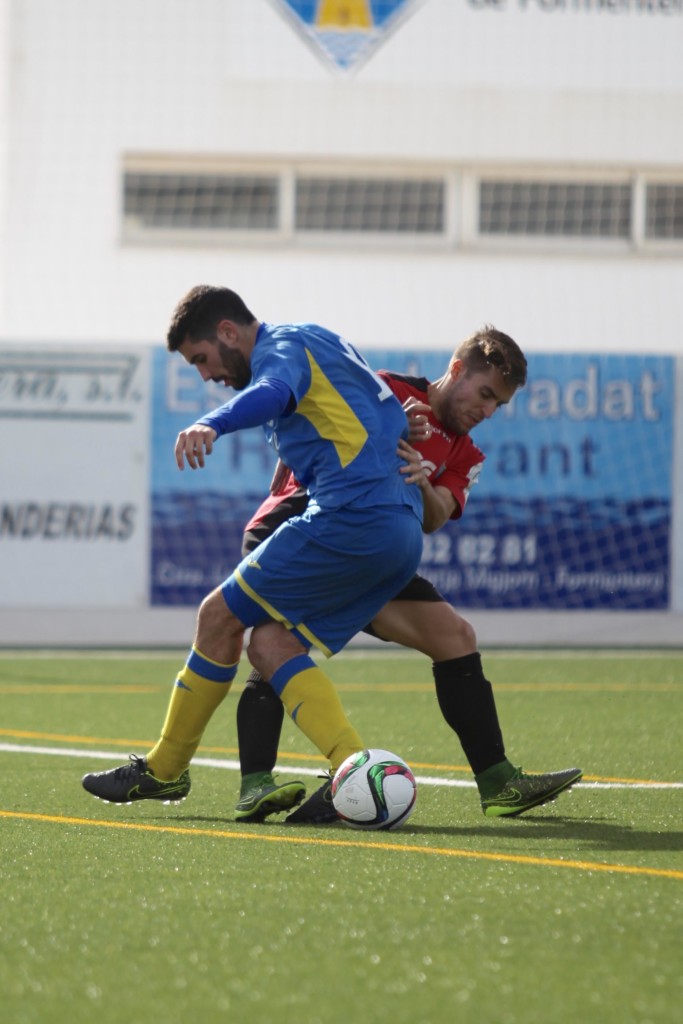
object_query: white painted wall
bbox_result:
[0,0,681,354]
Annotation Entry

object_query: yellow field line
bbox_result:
[1,728,678,786]
[0,727,163,749]
[0,685,163,695]
[0,680,680,695]
[334,683,682,693]
[1,810,681,881]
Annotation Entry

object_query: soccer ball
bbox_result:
[331,748,417,831]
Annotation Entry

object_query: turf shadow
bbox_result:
[403,817,683,853]
[144,814,683,854]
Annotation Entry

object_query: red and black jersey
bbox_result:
[243,370,484,540]
[382,371,484,521]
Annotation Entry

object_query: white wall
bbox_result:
[0,0,681,354]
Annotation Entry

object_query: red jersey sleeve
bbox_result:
[243,465,303,534]
[430,437,484,520]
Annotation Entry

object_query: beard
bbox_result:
[218,339,251,390]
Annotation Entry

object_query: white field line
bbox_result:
[1,742,681,789]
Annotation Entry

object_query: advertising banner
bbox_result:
[412,351,673,609]
[0,347,149,607]
[150,346,673,610]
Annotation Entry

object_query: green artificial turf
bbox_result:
[1,650,681,1024]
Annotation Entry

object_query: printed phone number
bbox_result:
[422,532,537,567]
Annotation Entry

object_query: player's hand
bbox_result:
[175,424,218,470]
[403,398,432,442]
[398,439,429,488]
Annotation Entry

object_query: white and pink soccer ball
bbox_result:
[331,748,417,831]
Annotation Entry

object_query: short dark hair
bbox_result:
[166,285,257,351]
[454,325,527,388]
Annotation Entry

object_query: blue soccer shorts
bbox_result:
[221,503,423,657]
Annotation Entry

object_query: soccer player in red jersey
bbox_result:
[235,326,582,823]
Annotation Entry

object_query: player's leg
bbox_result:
[234,517,306,821]
[82,588,244,804]
[235,576,490,820]
[369,590,582,816]
[237,668,285,776]
[234,667,306,822]
[226,504,424,823]
[244,621,366,826]
[248,622,364,774]
[227,504,423,771]
[369,597,510,775]
[144,589,245,780]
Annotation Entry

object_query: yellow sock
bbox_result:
[146,647,238,781]
[273,654,363,773]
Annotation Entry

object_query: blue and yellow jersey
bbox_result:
[250,322,421,516]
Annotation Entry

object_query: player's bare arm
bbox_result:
[175,423,218,470]
[397,438,457,533]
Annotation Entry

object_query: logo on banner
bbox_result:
[0,350,143,421]
[272,0,423,72]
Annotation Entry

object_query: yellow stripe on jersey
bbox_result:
[234,569,334,658]
[234,568,295,628]
[297,349,368,468]
[292,623,333,660]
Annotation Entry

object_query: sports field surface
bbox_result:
[1,648,681,1024]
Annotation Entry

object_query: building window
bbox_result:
[295,177,445,233]
[645,183,683,239]
[123,173,279,231]
[479,181,632,238]
[121,163,683,251]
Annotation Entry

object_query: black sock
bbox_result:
[432,653,508,776]
[236,669,285,776]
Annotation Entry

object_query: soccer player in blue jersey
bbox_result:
[234,341,582,824]
[81,285,424,805]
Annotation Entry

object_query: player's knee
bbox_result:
[198,587,242,639]
[248,623,306,676]
[454,613,477,651]
[247,627,278,669]
[437,606,477,655]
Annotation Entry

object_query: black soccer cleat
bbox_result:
[81,754,191,805]
[284,775,338,824]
